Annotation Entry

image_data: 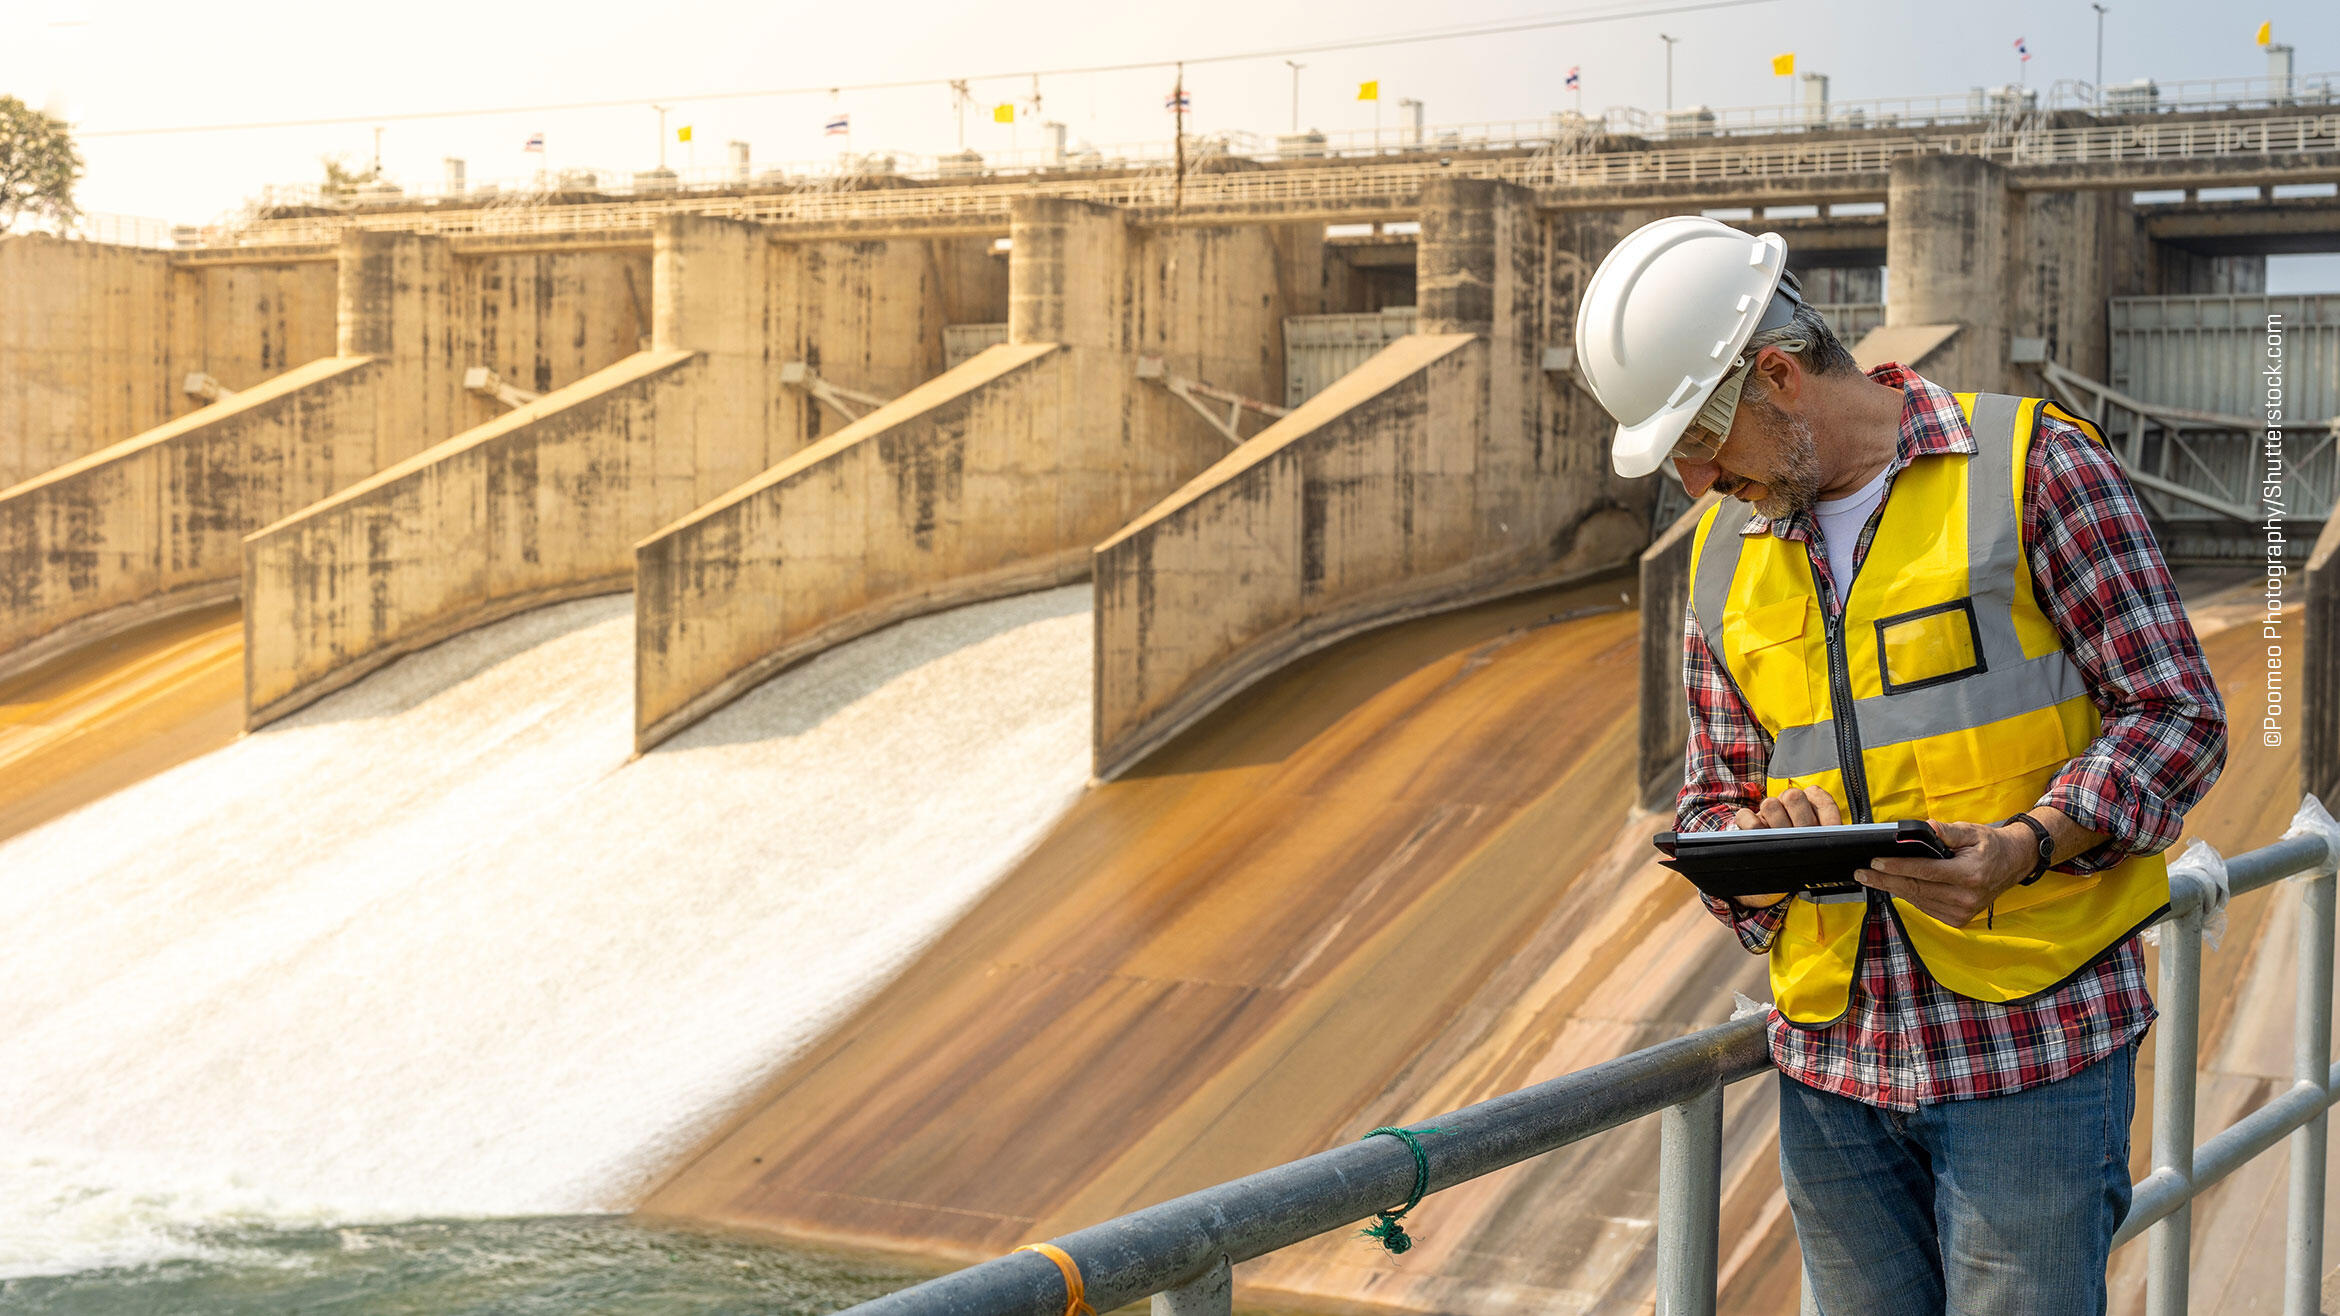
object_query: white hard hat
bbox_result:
[1574,216,1796,479]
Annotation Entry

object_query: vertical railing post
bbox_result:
[1150,1255,1231,1316]
[2147,907,2203,1316]
[1656,1082,1723,1316]
[2287,867,2335,1316]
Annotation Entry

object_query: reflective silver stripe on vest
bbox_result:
[1963,394,2033,674]
[1765,649,2089,778]
[1701,394,2090,785]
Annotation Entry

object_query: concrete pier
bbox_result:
[0,234,460,684]
[629,198,1304,752]
[0,234,337,490]
[244,214,1016,729]
[1089,179,1648,778]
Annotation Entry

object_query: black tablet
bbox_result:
[1652,821,1951,900]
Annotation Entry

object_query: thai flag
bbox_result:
[524,132,545,153]
[1165,89,1191,114]
[825,114,849,136]
[2014,37,2031,62]
[1566,66,1581,90]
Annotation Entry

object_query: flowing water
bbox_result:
[0,588,1095,1292]
[0,1215,938,1314]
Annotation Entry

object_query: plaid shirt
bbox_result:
[1678,362,2228,1111]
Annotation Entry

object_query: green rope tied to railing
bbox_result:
[1357,1125,1451,1254]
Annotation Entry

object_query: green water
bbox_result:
[0,1215,942,1315]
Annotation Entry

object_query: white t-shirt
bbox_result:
[1813,464,1891,599]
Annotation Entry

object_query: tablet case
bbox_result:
[1652,820,1951,900]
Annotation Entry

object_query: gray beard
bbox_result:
[1750,411,1823,521]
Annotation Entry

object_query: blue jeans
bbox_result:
[1777,1039,2139,1316]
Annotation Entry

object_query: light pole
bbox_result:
[2092,4,2109,106]
[1659,33,1680,111]
[1284,59,1304,133]
[653,104,670,170]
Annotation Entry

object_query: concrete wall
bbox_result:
[178,258,342,399]
[241,215,784,727]
[0,356,379,682]
[2011,188,2150,385]
[456,249,654,430]
[769,236,1007,451]
[241,216,1026,730]
[242,349,702,725]
[2307,511,2340,806]
[1090,179,1652,778]
[0,235,340,492]
[1887,155,2019,393]
[0,231,459,684]
[633,344,1067,748]
[630,198,1306,751]
[0,236,177,492]
[1637,493,1723,811]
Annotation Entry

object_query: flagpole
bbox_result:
[1173,61,1186,216]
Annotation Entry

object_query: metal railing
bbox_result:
[212,69,2340,229]
[836,804,2340,1316]
[2,211,177,249]
[182,108,2340,252]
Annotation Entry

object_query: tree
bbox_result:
[319,153,380,201]
[0,96,83,233]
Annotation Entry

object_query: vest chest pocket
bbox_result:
[1875,597,1987,694]
[1911,709,2074,828]
[1729,596,1818,731]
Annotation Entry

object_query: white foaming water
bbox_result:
[0,588,1095,1279]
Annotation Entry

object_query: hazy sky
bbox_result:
[6,0,2337,286]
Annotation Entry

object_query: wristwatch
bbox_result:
[2000,812,2054,886]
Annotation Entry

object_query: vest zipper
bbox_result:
[1809,555,1874,824]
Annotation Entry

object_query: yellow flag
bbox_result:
[676,125,692,143]
[1357,80,1379,101]
[2256,20,2273,45]
[1772,53,1795,76]
[993,103,1015,123]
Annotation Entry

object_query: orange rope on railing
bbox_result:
[1013,1243,1096,1316]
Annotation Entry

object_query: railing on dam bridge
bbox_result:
[836,806,2340,1316]
[181,105,2340,251]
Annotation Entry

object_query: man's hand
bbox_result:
[1855,819,2034,927]
[1726,786,1843,909]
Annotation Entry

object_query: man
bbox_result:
[1573,216,2227,1315]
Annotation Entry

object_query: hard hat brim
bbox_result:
[1610,397,1704,479]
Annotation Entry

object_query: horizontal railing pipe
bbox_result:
[841,1020,1768,1316]
[833,805,2340,1316]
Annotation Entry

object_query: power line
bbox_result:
[76,0,1781,139]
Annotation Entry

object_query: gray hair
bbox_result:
[1766,300,1858,378]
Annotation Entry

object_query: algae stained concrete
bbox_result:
[0,236,337,490]
[456,248,656,430]
[0,231,462,683]
[770,235,1007,449]
[630,198,1309,751]
[1090,179,1651,777]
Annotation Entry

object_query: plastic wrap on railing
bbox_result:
[2283,794,2340,875]
[2145,838,2233,950]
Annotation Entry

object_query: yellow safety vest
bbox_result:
[1687,392,2170,1026]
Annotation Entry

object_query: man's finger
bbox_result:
[1812,789,1843,826]
[1779,789,1822,827]
[1866,853,1964,882]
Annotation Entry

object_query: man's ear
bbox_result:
[1753,347,1804,409]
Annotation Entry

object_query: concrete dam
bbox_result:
[4,87,2339,1313]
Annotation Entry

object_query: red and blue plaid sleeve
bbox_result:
[1677,595,1790,950]
[2024,410,2229,870]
